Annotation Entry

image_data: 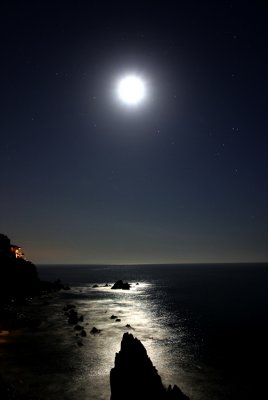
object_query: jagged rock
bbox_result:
[166,385,190,399]
[92,284,99,288]
[110,332,165,400]
[74,324,83,331]
[111,315,118,319]
[110,333,189,400]
[80,329,87,337]
[111,280,130,290]
[90,327,101,334]
[115,318,121,322]
[125,324,135,330]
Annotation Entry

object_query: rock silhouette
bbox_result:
[90,327,101,334]
[110,332,189,400]
[111,280,130,290]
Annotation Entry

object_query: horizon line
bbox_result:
[36,261,268,266]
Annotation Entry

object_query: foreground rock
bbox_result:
[110,333,189,400]
[111,280,130,290]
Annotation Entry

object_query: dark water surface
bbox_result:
[32,263,268,399]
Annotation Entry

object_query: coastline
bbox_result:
[2,262,268,399]
[0,290,92,400]
[0,279,190,400]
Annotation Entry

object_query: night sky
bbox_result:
[1,1,267,264]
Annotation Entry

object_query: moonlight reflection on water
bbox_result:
[64,282,188,400]
[33,264,268,400]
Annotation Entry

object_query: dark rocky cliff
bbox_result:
[0,256,39,301]
[0,234,67,304]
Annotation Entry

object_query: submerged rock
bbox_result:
[63,304,76,311]
[74,324,83,331]
[111,280,130,290]
[110,333,189,400]
[90,327,101,334]
[125,324,135,330]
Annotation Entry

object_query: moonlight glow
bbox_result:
[118,75,145,105]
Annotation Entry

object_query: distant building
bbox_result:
[10,245,25,259]
[0,234,26,259]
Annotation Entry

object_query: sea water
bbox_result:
[37,263,268,400]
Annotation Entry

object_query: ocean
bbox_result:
[36,263,268,400]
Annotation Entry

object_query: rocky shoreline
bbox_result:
[1,293,190,400]
[0,234,75,399]
[0,235,190,399]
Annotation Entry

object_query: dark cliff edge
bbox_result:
[0,257,67,304]
[0,234,72,398]
[0,234,68,330]
[110,332,190,400]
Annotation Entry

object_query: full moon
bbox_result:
[117,75,145,105]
